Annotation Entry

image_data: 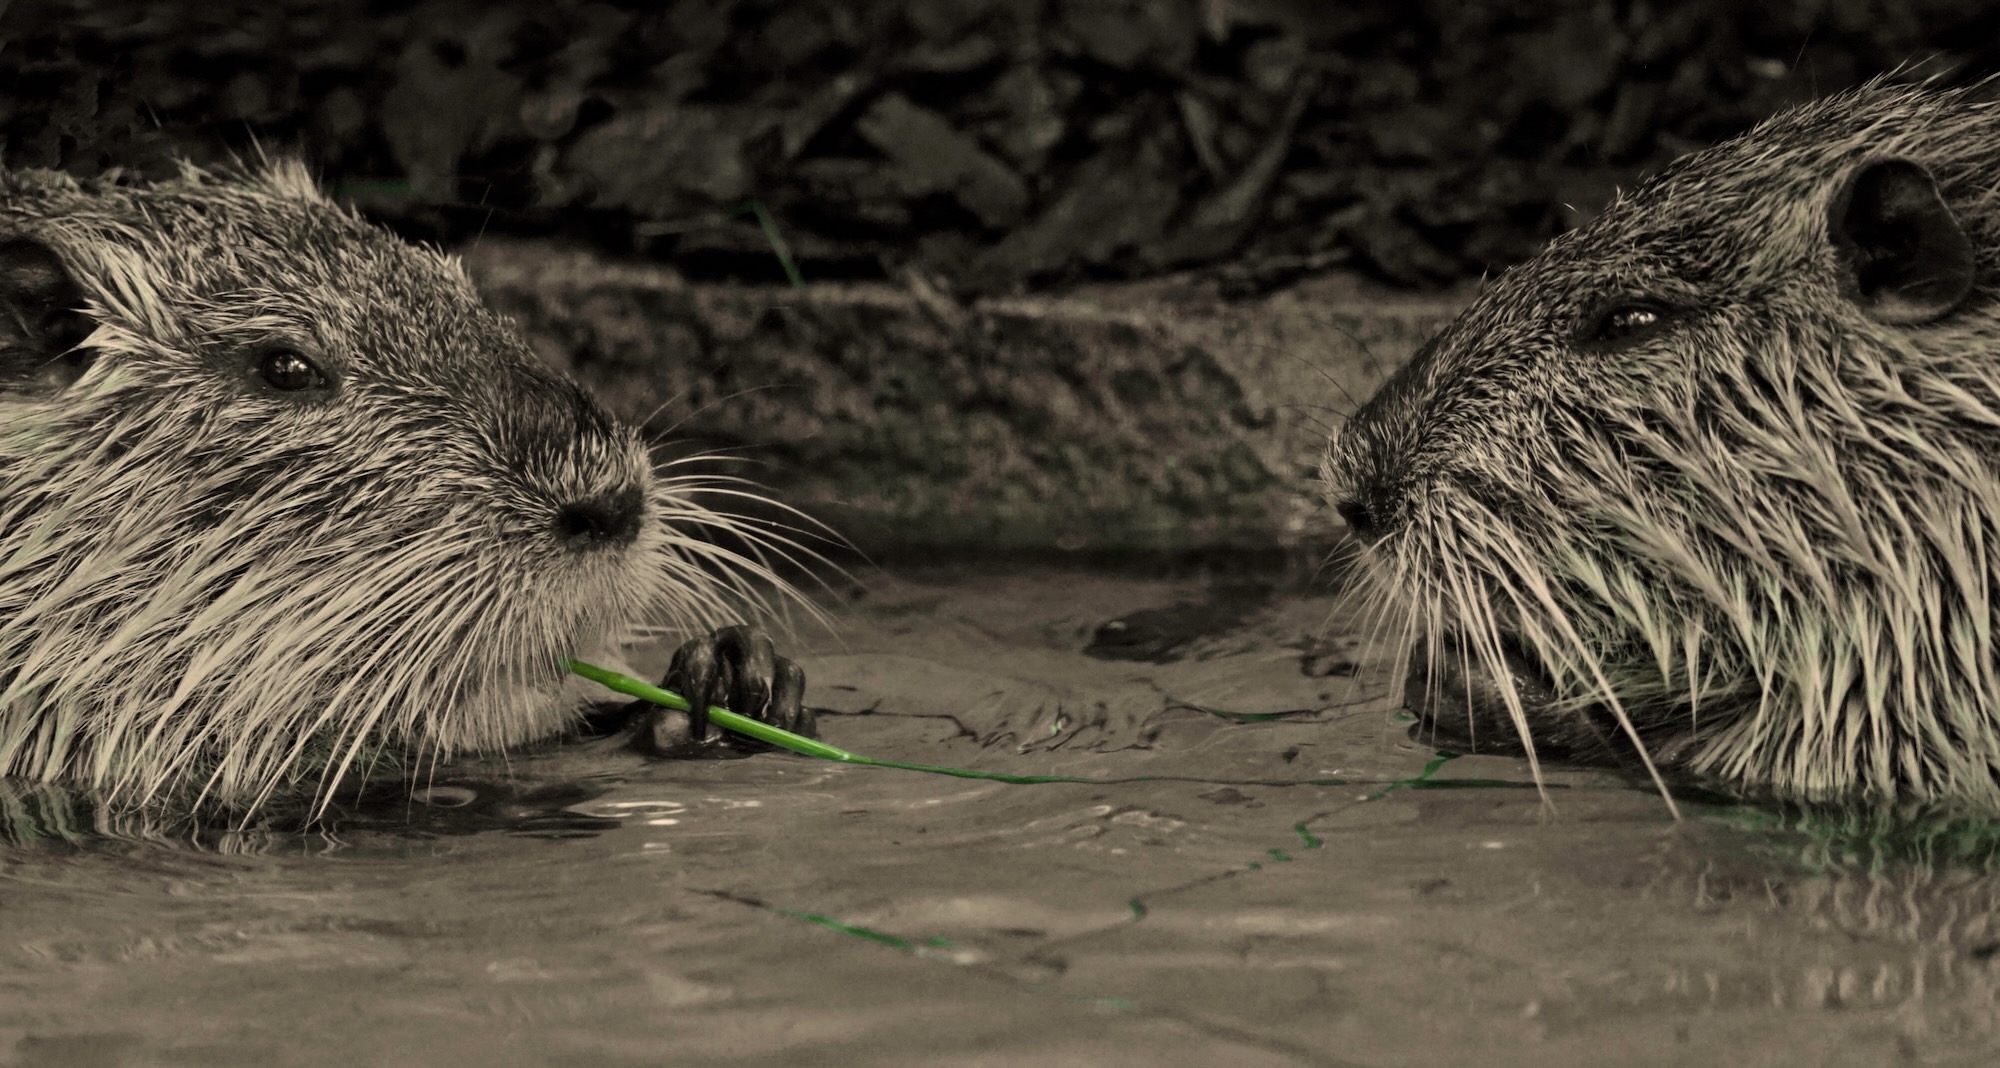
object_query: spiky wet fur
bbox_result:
[1324,80,2000,807]
[0,161,811,816]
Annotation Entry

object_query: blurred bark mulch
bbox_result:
[10,0,2000,297]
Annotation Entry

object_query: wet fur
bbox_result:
[1324,81,2000,807]
[0,162,807,814]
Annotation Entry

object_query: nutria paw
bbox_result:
[616,625,813,758]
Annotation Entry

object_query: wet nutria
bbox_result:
[0,160,816,817]
[1323,80,2000,809]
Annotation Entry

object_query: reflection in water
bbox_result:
[0,774,626,855]
[1688,800,2000,1023]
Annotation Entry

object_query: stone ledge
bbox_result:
[465,240,1465,556]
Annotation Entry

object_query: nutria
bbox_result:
[0,160,816,818]
[1323,80,2000,809]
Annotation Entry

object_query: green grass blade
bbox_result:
[568,660,1354,788]
[566,659,852,761]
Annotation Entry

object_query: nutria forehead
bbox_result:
[1541,82,1998,298]
[21,166,484,335]
[1340,81,2000,468]
[7,164,587,420]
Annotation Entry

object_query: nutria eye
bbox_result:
[255,347,331,392]
[1582,301,1675,346]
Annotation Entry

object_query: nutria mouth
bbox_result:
[1404,633,1561,757]
[1406,629,1684,768]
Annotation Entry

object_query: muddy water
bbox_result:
[3,565,1998,1067]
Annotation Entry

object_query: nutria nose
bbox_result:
[553,484,645,551]
[1344,494,1408,544]
[1335,497,1377,541]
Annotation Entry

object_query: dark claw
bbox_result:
[628,624,814,759]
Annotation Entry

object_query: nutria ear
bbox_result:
[0,237,95,394]
[1830,158,1975,324]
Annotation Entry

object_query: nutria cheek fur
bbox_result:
[1323,78,2000,807]
[0,161,815,816]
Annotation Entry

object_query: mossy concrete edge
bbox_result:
[466,240,1467,557]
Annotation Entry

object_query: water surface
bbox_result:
[3,565,1996,1066]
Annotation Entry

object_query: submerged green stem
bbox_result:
[568,656,1344,792]
[569,659,1121,784]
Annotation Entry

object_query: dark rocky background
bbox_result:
[10,0,2000,298]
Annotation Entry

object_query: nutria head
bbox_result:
[1323,81,2000,806]
[0,162,797,814]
